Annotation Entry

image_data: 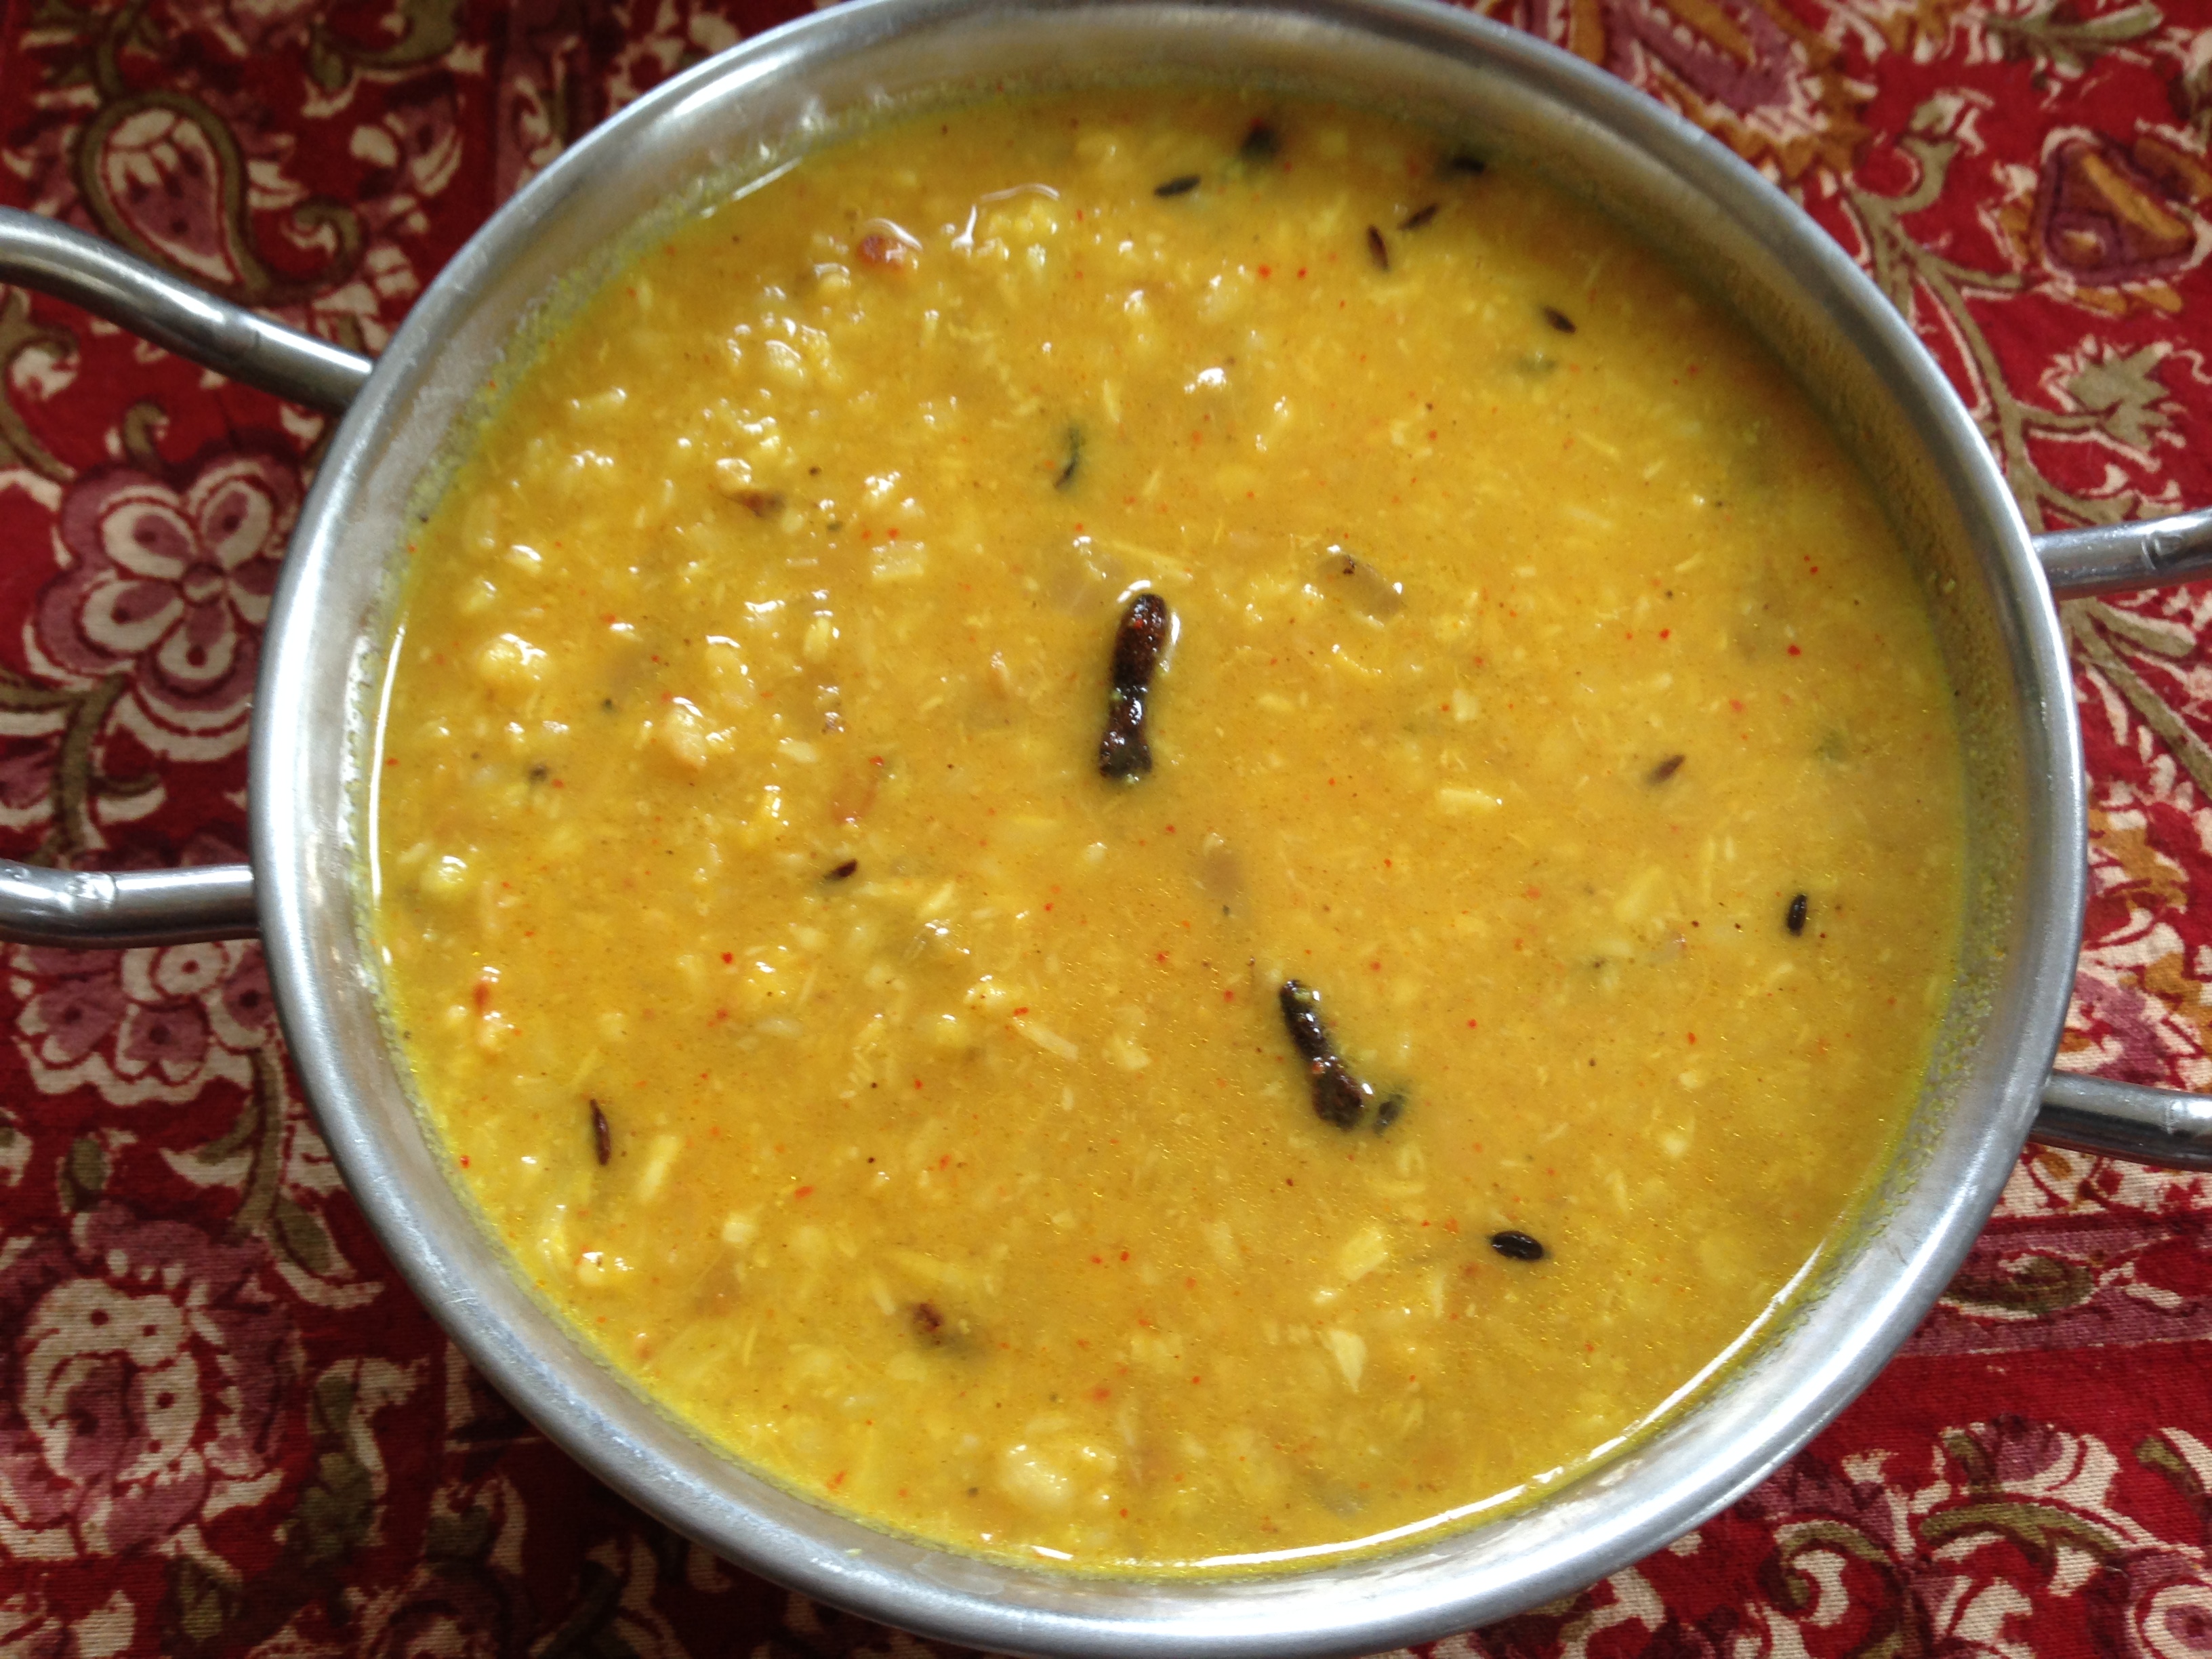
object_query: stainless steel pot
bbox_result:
[4,0,2211,1650]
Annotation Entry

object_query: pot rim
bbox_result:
[251,1,2085,1652]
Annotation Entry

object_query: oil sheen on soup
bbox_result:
[373,90,1966,1572]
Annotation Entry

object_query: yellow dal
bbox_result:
[372,90,1966,1572]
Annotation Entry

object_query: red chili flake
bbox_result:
[795,1185,813,1198]
[1787,644,1802,657]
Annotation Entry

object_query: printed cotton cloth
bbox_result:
[1,0,2210,1653]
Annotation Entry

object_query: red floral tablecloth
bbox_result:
[1,0,2211,1652]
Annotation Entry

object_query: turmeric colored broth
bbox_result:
[372,89,1965,1572]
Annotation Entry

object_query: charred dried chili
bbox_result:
[1099,593,1170,781]
[1278,979,1403,1131]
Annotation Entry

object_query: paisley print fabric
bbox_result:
[1,0,2211,1650]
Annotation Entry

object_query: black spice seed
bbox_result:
[1650,753,1685,783]
[1399,202,1439,230]
[527,762,550,783]
[1374,1093,1406,1132]
[1099,593,1170,781]
[1366,224,1389,271]
[1490,1229,1545,1262]
[1154,174,1201,197]
[1786,893,1809,935]
[827,859,859,881]
[1444,150,1488,176]
[590,1100,611,1166]
[1240,122,1280,163]
[601,697,616,713]
[1543,306,1576,333]
[913,1301,943,1336]
[1054,425,1083,491]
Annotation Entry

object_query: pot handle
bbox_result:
[2038,509,2212,600]
[2036,1072,2212,1171]
[0,208,371,414]
[0,207,372,946]
[2030,514,2212,1168]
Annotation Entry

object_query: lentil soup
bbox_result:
[371,89,1966,1572]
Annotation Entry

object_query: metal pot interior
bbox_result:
[254,0,2084,1651]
